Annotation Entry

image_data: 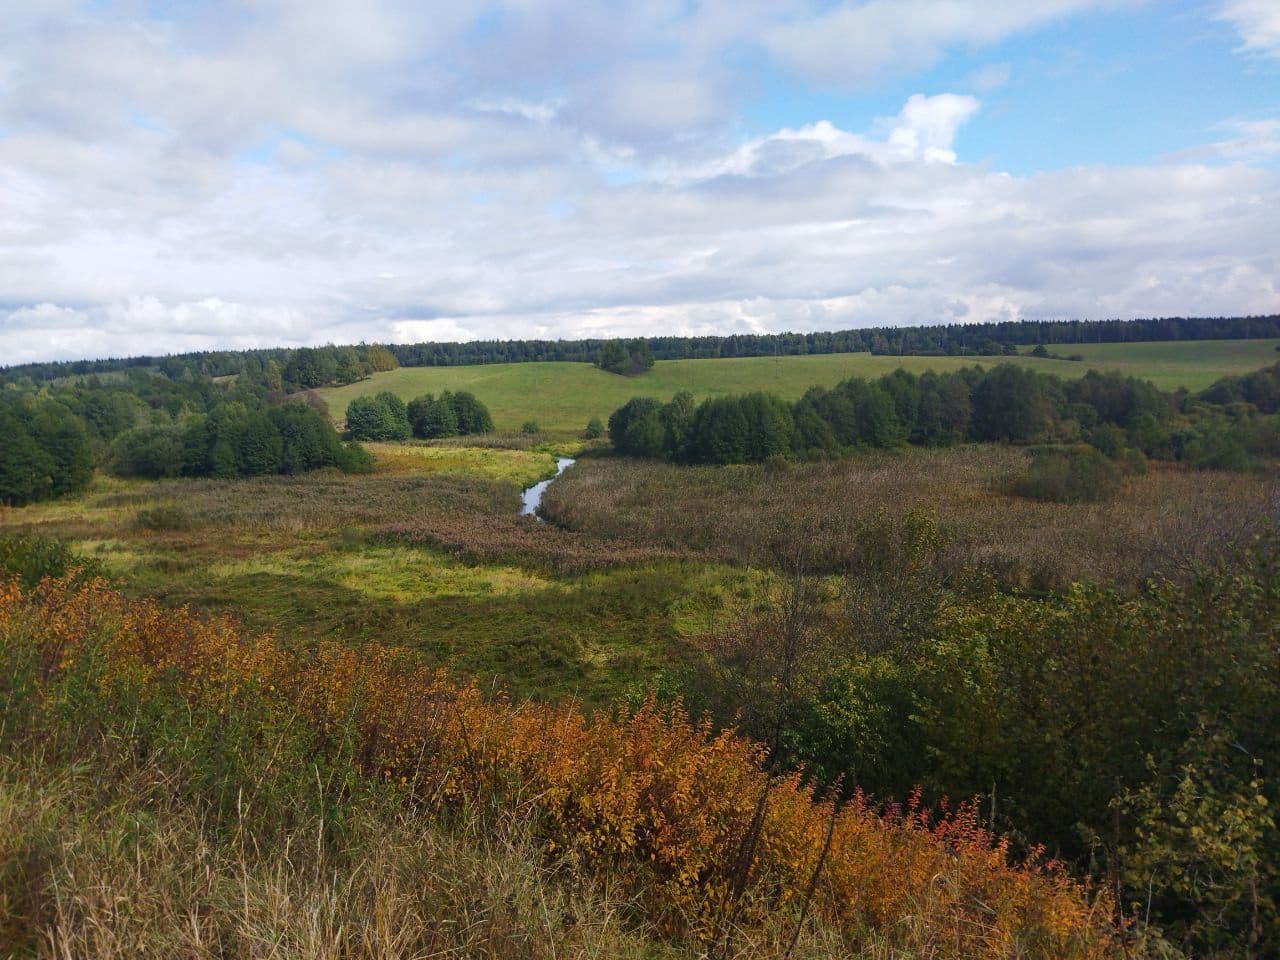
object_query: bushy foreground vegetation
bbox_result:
[672,516,1278,957]
[607,363,1280,472]
[0,572,1117,958]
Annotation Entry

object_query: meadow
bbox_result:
[316,338,1280,434]
[0,459,700,706]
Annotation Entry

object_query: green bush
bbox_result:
[0,536,103,588]
[133,505,195,531]
[520,420,540,435]
[1012,445,1122,503]
[583,417,604,439]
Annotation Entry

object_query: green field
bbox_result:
[317,339,1280,434]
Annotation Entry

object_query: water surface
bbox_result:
[521,457,575,520]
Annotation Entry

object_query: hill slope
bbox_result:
[317,339,1280,434]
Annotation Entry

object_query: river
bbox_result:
[520,457,575,520]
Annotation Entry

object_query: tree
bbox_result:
[407,394,459,439]
[608,397,666,457]
[739,393,794,461]
[445,391,494,434]
[234,410,284,475]
[111,424,186,479]
[660,391,695,459]
[688,396,751,464]
[584,417,604,439]
[597,338,655,376]
[0,404,54,505]
[28,402,94,496]
[345,392,410,441]
[270,403,344,473]
[971,365,1054,443]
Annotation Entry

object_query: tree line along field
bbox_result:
[315,338,1280,435]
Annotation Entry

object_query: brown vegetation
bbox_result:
[543,447,1278,588]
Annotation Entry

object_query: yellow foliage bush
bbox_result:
[0,576,1118,957]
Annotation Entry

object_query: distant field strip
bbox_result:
[316,339,1280,434]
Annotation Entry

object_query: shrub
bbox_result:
[1011,445,1122,503]
[520,420,540,435]
[0,535,103,588]
[132,504,196,531]
[1,577,1119,958]
[584,417,604,439]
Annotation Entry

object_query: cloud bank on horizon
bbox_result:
[1,0,1278,364]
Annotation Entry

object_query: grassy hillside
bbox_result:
[316,339,1280,434]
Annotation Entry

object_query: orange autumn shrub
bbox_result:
[0,575,1118,958]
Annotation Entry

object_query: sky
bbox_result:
[1,0,1279,364]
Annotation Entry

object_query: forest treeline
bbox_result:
[0,342,399,391]
[4,314,1278,384]
[607,362,1280,478]
[0,364,370,506]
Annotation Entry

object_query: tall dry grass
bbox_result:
[0,748,690,959]
[543,448,1277,587]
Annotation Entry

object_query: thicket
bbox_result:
[608,363,1280,472]
[1011,445,1127,504]
[345,389,497,442]
[0,363,373,502]
[597,338,654,375]
[345,391,411,441]
[0,394,94,506]
[111,399,371,479]
[681,517,1278,957]
[0,574,1118,958]
[405,390,495,439]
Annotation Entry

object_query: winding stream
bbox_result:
[520,457,575,520]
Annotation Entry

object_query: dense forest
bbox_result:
[0,364,370,506]
[4,315,1278,385]
[608,363,1280,477]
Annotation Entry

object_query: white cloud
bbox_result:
[764,1,1128,89]
[672,94,980,182]
[884,94,982,165]
[1203,119,1280,162]
[0,1,1276,366]
[1219,0,1280,57]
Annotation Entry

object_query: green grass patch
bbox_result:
[1020,338,1280,390]
[317,340,1280,435]
[364,441,561,487]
